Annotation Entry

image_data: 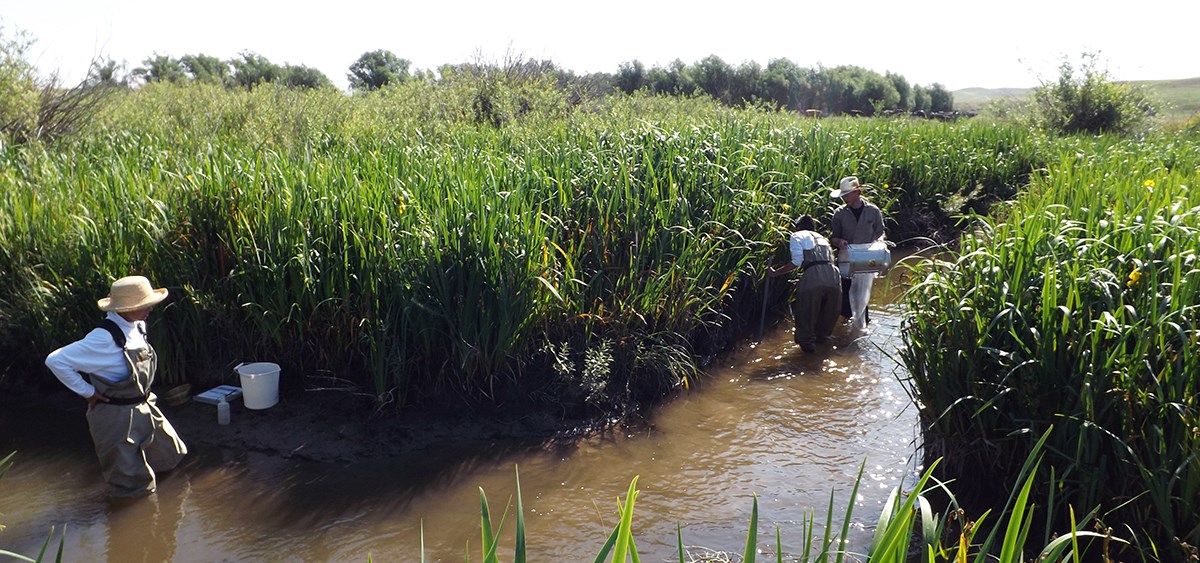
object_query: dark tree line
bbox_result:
[90,49,953,115]
[613,56,953,115]
[105,51,335,90]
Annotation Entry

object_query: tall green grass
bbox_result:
[0,84,1044,410]
[900,133,1200,559]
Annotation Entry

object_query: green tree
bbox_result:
[912,85,931,112]
[730,60,764,106]
[858,71,901,115]
[645,63,677,95]
[1030,52,1155,135]
[228,51,280,90]
[348,49,410,91]
[614,60,645,94]
[822,65,900,116]
[928,83,953,112]
[670,59,696,96]
[180,54,229,85]
[134,54,186,84]
[282,64,332,89]
[763,58,807,111]
[86,57,128,87]
[692,55,732,103]
[887,71,911,110]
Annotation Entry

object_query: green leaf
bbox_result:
[514,466,526,563]
[743,493,758,563]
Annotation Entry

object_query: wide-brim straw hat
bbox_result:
[830,176,864,198]
[97,276,169,312]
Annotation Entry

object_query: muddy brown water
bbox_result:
[1,274,921,562]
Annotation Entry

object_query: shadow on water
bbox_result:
[1,263,925,562]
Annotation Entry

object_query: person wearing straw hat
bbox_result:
[45,275,188,497]
[828,176,886,325]
[767,215,842,353]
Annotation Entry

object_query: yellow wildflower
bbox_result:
[1127,269,1142,288]
[781,203,790,211]
[1143,179,1155,188]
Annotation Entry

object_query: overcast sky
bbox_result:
[3,0,1197,92]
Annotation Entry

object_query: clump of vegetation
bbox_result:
[0,23,117,144]
[0,22,38,141]
[1030,53,1157,135]
[900,134,1200,560]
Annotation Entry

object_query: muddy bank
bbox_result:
[0,381,614,466]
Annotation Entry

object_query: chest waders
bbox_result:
[85,323,187,497]
[791,241,843,349]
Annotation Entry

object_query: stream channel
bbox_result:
[1,269,922,562]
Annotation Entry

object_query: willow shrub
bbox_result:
[900,134,1200,558]
[1,84,1043,412]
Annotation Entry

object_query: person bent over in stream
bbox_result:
[45,275,188,497]
[767,215,843,353]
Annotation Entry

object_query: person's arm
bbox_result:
[768,231,811,276]
[45,329,116,403]
[830,209,848,250]
[872,205,885,241]
[767,262,798,277]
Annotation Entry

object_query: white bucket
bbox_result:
[235,362,280,410]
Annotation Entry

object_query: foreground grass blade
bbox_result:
[514,466,526,563]
[744,493,759,563]
[611,476,640,563]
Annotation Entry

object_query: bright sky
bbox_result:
[3,0,1197,92]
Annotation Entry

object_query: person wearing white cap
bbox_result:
[828,176,886,325]
[45,275,188,497]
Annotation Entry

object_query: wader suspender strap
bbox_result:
[96,318,147,349]
[98,319,126,349]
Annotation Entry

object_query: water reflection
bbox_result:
[1,276,920,562]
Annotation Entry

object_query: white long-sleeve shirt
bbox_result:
[45,312,147,398]
[788,231,819,266]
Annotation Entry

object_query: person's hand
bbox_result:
[87,392,110,410]
[834,238,848,251]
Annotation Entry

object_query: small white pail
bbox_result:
[235,362,280,410]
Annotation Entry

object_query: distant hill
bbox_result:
[953,77,1200,121]
[951,87,1034,112]
[1126,76,1200,120]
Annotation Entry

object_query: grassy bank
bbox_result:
[0,83,1043,413]
[900,133,1200,558]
